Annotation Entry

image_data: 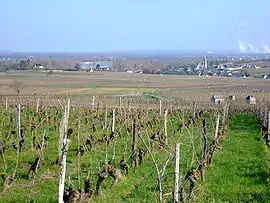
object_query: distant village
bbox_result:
[0,53,270,79]
[167,56,270,79]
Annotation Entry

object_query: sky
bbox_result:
[0,0,269,53]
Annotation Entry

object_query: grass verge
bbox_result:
[198,114,270,203]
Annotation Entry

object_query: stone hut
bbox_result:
[229,95,236,101]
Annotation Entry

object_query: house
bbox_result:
[33,64,44,69]
[246,96,256,105]
[211,95,225,105]
[229,95,236,101]
[227,72,232,77]
[263,74,269,79]
[76,60,113,71]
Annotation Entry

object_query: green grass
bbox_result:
[199,114,270,203]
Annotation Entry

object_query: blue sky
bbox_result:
[0,0,269,52]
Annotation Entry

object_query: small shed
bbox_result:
[229,95,236,101]
[246,95,256,105]
[211,95,225,105]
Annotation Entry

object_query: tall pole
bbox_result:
[174,143,180,203]
[17,104,21,139]
[214,114,220,144]
[112,109,115,133]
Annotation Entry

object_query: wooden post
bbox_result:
[222,103,228,125]
[182,109,185,130]
[36,97,40,113]
[202,115,207,164]
[58,115,69,203]
[173,143,180,203]
[264,108,268,127]
[104,104,108,130]
[159,100,162,116]
[111,108,116,158]
[59,106,66,158]
[66,98,70,125]
[59,98,70,158]
[112,109,115,133]
[267,111,270,147]
[5,97,8,111]
[267,111,270,135]
[214,114,220,144]
[45,95,48,112]
[77,117,81,187]
[192,101,196,118]
[127,98,130,110]
[119,97,122,110]
[131,118,138,168]
[96,101,100,117]
[17,104,21,139]
[58,100,70,203]
[164,109,168,144]
[92,95,95,110]
[105,142,108,163]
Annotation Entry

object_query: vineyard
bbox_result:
[0,96,269,203]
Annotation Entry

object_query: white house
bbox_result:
[246,95,257,105]
[33,64,44,69]
[211,95,225,105]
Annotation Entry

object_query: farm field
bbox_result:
[0,71,270,101]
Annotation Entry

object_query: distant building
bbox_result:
[229,95,236,101]
[33,64,44,69]
[77,62,93,70]
[263,74,269,79]
[227,72,232,77]
[227,67,243,71]
[246,96,256,105]
[76,60,113,71]
[211,95,225,105]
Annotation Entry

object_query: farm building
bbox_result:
[211,95,225,105]
[263,74,269,79]
[246,96,257,105]
[76,60,114,71]
[229,95,236,101]
[33,64,44,69]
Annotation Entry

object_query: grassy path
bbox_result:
[200,114,270,203]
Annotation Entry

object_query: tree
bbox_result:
[74,63,80,70]
[18,60,29,70]
[96,64,101,69]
